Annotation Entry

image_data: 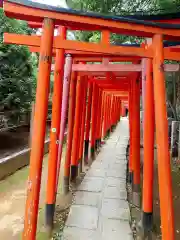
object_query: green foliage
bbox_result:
[0,9,37,113]
[68,0,156,44]
[69,0,180,44]
[156,0,180,13]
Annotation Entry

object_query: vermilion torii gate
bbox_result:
[3,0,180,239]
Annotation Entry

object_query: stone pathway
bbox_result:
[62,118,133,240]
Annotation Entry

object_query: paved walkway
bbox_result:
[62,118,133,240]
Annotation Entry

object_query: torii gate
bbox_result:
[3,1,180,239]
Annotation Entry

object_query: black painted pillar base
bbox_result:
[70,165,78,182]
[142,212,153,231]
[137,212,153,239]
[98,138,102,148]
[84,140,89,164]
[63,176,70,195]
[95,139,98,151]
[126,144,130,160]
[132,183,141,207]
[107,129,111,137]
[128,171,133,185]
[78,158,83,173]
[91,147,95,160]
[111,124,116,132]
[46,203,55,235]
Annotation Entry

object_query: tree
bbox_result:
[68,0,156,44]
[0,9,37,114]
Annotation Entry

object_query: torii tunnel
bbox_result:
[3,0,180,239]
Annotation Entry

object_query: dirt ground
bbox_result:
[0,147,73,240]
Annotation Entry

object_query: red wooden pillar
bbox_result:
[95,89,102,149]
[115,97,118,124]
[98,90,103,147]
[153,34,174,240]
[84,80,93,163]
[113,97,117,126]
[128,82,133,184]
[46,26,66,231]
[142,58,155,232]
[107,95,111,135]
[103,93,108,138]
[94,87,100,150]
[122,103,126,117]
[105,95,109,135]
[118,99,121,122]
[128,79,133,184]
[110,95,114,130]
[56,55,72,190]
[78,77,88,172]
[23,18,54,240]
[91,82,98,159]
[63,71,77,194]
[132,77,141,207]
[99,91,105,143]
[113,96,117,126]
[118,98,121,121]
[71,76,83,180]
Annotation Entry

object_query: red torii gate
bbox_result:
[3,1,180,240]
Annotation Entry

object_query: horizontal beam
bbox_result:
[4,33,180,61]
[104,92,128,97]
[76,63,180,72]
[102,88,129,91]
[4,1,180,39]
[4,33,150,58]
[72,63,142,72]
[73,56,141,62]
[75,72,131,77]
[29,46,142,61]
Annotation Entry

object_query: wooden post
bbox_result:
[23,18,54,240]
[103,94,108,138]
[153,34,174,240]
[117,100,122,122]
[99,91,105,144]
[84,80,93,164]
[141,58,147,133]
[132,77,141,207]
[45,26,66,231]
[128,80,133,184]
[91,82,98,160]
[96,90,103,147]
[95,89,102,149]
[63,71,77,194]
[71,76,83,180]
[56,54,72,189]
[78,77,88,172]
[142,58,155,233]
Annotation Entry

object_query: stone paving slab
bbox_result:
[78,177,104,192]
[63,227,99,240]
[62,119,132,239]
[99,218,133,240]
[86,168,107,178]
[103,186,127,199]
[105,177,126,188]
[66,205,99,230]
[100,198,130,220]
[74,191,101,207]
